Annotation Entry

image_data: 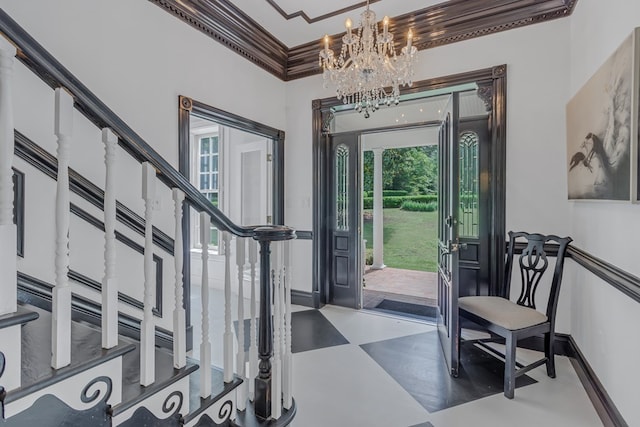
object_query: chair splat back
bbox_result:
[516,234,549,309]
[504,231,572,319]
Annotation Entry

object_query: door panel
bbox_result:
[437,93,460,377]
[328,133,362,308]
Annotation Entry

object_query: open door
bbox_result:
[437,93,461,377]
[235,139,269,225]
[327,132,362,309]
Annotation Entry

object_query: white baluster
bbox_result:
[236,236,247,411]
[283,240,293,410]
[140,162,156,386]
[101,128,118,349]
[51,88,73,369]
[199,212,212,397]
[248,239,258,401]
[0,37,16,317]
[173,189,186,368]
[271,242,282,418]
[223,231,234,383]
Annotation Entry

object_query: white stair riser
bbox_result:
[113,375,189,426]
[184,388,237,427]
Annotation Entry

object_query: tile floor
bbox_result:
[289,305,602,427]
[190,288,603,427]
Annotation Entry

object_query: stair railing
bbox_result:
[0,8,295,423]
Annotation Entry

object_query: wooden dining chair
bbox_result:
[458,231,572,399]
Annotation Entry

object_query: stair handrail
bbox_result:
[0,8,293,240]
[1,9,296,421]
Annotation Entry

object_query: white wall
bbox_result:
[6,0,639,420]
[568,1,640,424]
[2,0,287,330]
[285,19,573,321]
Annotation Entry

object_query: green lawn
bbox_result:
[363,208,438,272]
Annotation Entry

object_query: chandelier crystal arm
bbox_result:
[318,2,417,118]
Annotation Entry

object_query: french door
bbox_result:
[437,93,461,377]
[327,132,362,309]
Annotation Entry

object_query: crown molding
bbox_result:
[264,0,381,24]
[149,0,288,78]
[149,0,578,82]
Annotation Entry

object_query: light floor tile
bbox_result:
[319,304,435,345]
[290,304,313,313]
[428,356,602,427]
[292,344,431,427]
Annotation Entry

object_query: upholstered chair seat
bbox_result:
[459,296,547,331]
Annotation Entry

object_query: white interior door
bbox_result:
[232,139,270,226]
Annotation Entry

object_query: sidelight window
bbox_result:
[459,131,479,238]
[335,144,349,231]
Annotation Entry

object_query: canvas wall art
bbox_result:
[566,28,640,201]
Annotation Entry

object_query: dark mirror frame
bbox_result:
[177,96,286,349]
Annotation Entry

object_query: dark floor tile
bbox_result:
[361,331,536,412]
[234,310,349,354]
[291,310,349,353]
[234,318,255,357]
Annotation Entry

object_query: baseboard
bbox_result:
[17,272,175,350]
[291,290,314,307]
[471,331,626,426]
[516,333,573,357]
[566,336,627,427]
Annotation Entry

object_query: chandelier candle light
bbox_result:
[319,1,417,118]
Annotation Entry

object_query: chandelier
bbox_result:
[318,1,417,118]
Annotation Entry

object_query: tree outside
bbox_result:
[363,145,439,272]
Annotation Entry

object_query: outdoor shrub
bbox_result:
[363,194,438,209]
[405,195,437,204]
[383,190,408,197]
[400,200,438,212]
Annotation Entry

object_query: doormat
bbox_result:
[372,299,438,321]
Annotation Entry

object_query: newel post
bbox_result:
[252,225,296,421]
[254,236,273,420]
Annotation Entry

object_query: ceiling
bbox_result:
[227,0,442,48]
[151,0,578,80]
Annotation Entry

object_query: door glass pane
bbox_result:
[335,144,349,231]
[459,131,479,238]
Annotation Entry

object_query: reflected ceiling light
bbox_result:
[319,0,417,118]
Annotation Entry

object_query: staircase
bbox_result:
[0,8,296,426]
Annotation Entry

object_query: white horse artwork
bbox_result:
[566,28,639,201]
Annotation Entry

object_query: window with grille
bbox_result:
[197,134,219,247]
